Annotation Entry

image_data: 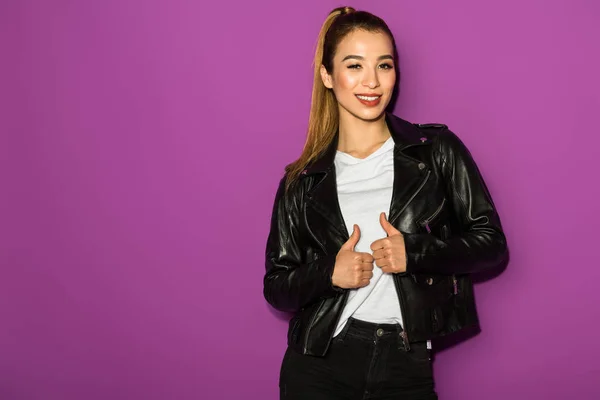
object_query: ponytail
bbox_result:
[284,6,395,191]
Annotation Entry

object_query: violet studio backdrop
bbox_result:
[1,0,598,399]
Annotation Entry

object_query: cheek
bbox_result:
[333,70,359,92]
[382,71,397,90]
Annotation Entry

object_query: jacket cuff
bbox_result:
[319,253,345,295]
[402,232,444,274]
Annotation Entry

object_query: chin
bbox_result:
[352,108,386,122]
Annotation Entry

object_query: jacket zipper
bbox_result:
[303,198,349,354]
[420,198,446,233]
[391,169,432,351]
[393,277,411,351]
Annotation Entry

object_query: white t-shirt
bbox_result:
[332,136,403,336]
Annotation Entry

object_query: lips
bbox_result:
[356,94,381,101]
[355,94,382,107]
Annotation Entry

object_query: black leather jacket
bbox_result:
[263,113,508,356]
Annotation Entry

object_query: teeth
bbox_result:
[356,95,379,101]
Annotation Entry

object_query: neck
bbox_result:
[337,111,391,158]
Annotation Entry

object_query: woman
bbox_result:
[263,6,508,400]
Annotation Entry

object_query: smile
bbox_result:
[355,94,381,101]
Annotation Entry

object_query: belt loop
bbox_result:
[395,324,404,351]
[336,318,352,343]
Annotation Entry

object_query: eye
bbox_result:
[379,63,394,70]
[347,64,361,69]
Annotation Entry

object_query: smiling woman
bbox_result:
[263,6,508,400]
[320,29,396,127]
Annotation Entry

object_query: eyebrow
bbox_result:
[341,55,394,62]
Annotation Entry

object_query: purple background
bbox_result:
[2,0,599,399]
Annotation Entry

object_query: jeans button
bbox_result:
[376,328,384,337]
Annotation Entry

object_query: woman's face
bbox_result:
[321,29,396,122]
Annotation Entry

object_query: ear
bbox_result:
[320,65,333,89]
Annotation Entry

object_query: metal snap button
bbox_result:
[418,163,426,170]
[426,278,434,285]
[376,328,384,337]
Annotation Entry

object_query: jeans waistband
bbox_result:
[339,317,405,345]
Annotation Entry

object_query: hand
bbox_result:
[370,213,407,274]
[332,224,374,289]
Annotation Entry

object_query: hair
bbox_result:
[284,6,397,191]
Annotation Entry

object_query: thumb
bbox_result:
[341,224,361,251]
[380,212,400,236]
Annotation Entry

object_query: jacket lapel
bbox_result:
[385,114,434,225]
[303,113,433,246]
[306,169,350,242]
[387,145,430,226]
[304,132,349,243]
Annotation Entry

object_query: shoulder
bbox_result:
[271,172,307,212]
[413,123,466,149]
[414,123,449,131]
[412,123,476,168]
[413,123,451,141]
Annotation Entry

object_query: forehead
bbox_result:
[335,29,393,59]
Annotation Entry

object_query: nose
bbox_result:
[362,67,379,89]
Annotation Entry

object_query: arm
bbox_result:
[402,129,508,275]
[263,176,340,313]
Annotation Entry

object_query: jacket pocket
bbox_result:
[411,270,454,300]
[411,273,452,289]
[418,198,447,233]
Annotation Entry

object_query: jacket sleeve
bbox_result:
[402,129,509,275]
[263,176,341,313]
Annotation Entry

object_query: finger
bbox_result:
[380,212,401,237]
[370,239,383,252]
[341,224,361,251]
[375,258,390,268]
[372,248,388,260]
[361,263,374,271]
[370,237,391,252]
[359,252,374,263]
[362,270,374,280]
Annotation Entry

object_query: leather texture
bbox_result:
[263,113,508,356]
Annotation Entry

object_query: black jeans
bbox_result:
[279,317,438,400]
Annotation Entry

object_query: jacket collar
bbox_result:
[303,113,428,176]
